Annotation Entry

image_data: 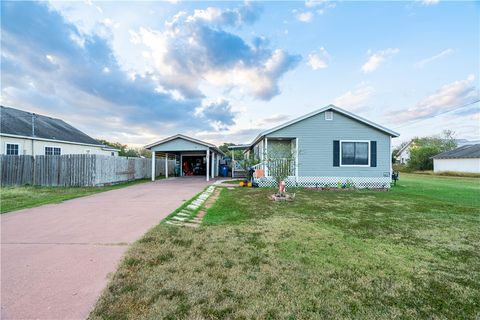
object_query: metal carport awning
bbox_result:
[144,134,225,182]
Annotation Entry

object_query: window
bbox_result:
[325,111,333,121]
[6,143,19,155]
[111,151,115,156]
[45,146,61,156]
[341,141,369,166]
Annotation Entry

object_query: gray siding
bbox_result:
[266,111,391,177]
[150,138,208,152]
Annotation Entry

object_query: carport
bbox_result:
[145,134,224,182]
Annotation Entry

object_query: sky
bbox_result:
[1,0,479,147]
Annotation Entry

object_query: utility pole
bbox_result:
[31,114,36,155]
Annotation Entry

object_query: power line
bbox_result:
[393,99,480,130]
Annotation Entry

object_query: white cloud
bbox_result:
[255,114,290,126]
[334,83,375,110]
[414,48,454,68]
[307,47,329,70]
[394,75,479,122]
[361,48,399,73]
[419,0,439,5]
[296,11,313,22]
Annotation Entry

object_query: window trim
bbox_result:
[44,146,62,156]
[340,140,370,167]
[5,143,21,155]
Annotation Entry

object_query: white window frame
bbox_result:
[5,143,21,155]
[45,146,62,156]
[340,140,370,167]
[325,111,333,121]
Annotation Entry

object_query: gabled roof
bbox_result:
[432,144,480,159]
[250,104,400,147]
[144,134,224,155]
[0,105,103,146]
[397,140,413,155]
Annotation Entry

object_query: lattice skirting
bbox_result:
[254,176,392,189]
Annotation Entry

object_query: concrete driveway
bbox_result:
[1,177,211,319]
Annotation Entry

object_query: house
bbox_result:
[234,104,400,188]
[395,139,480,164]
[432,144,480,173]
[0,106,119,156]
[395,140,413,164]
[145,134,225,181]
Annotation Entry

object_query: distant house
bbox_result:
[233,104,400,188]
[0,106,118,156]
[432,144,480,173]
[395,141,413,164]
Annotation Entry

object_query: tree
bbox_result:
[407,130,457,171]
[96,139,151,158]
[219,142,244,160]
[263,142,297,190]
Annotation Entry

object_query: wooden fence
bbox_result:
[0,155,175,187]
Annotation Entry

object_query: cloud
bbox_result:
[419,0,439,5]
[255,114,290,126]
[0,2,224,143]
[189,2,262,27]
[361,48,399,73]
[296,11,313,22]
[393,75,479,122]
[307,47,329,70]
[334,83,375,110]
[1,2,300,145]
[414,48,454,68]
[133,5,300,101]
[196,99,236,129]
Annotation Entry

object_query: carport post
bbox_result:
[231,150,235,178]
[211,152,215,179]
[180,154,183,176]
[206,149,210,182]
[165,153,168,179]
[151,151,155,181]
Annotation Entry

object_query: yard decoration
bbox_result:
[263,143,298,201]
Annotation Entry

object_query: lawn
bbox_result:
[90,174,480,319]
[0,179,152,213]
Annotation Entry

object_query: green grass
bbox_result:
[90,174,480,319]
[0,179,154,213]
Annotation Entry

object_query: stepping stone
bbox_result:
[184,223,200,228]
[172,216,188,221]
[177,212,189,217]
[166,221,184,226]
[187,204,198,210]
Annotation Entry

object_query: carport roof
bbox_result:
[144,134,224,155]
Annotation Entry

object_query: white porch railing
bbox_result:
[252,158,296,178]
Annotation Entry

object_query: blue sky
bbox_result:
[1,0,479,147]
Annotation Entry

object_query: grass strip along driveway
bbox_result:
[90,174,480,319]
[1,179,153,213]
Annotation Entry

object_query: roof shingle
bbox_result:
[432,144,480,159]
[0,106,102,146]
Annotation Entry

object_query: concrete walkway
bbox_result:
[1,177,211,320]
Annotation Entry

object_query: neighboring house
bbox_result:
[432,144,480,173]
[395,140,413,164]
[236,104,400,188]
[0,106,119,156]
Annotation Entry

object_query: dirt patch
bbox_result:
[196,188,221,220]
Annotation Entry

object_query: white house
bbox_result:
[432,144,480,173]
[395,141,413,164]
[0,106,119,156]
